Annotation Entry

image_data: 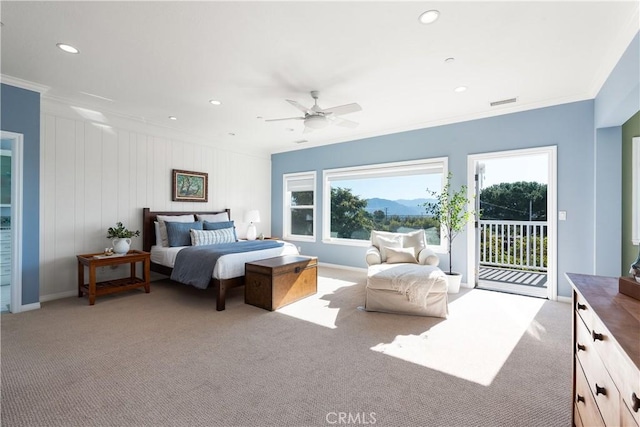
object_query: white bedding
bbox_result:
[150,241,300,280]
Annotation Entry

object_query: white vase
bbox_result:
[112,238,131,254]
[445,272,462,294]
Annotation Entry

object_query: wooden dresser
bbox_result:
[567,273,640,427]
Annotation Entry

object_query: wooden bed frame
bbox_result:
[142,207,242,311]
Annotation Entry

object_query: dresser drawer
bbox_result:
[576,359,606,427]
[590,313,640,426]
[574,290,592,330]
[622,401,640,427]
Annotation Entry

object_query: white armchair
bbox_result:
[364,230,448,318]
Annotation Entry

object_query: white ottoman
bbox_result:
[365,263,448,318]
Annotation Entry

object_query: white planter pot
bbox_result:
[112,238,131,254]
[445,272,462,294]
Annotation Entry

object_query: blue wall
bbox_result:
[1,84,41,305]
[272,100,595,298]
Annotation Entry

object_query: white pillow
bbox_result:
[196,212,229,223]
[370,230,400,248]
[157,214,195,247]
[190,228,235,246]
[376,235,402,262]
[385,247,418,264]
[402,229,426,253]
[154,221,162,247]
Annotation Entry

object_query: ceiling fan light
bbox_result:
[304,115,329,129]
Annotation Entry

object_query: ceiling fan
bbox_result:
[266,91,362,132]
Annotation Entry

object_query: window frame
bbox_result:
[633,137,640,245]
[322,157,448,250]
[283,171,317,242]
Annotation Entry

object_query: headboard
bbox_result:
[142,207,232,252]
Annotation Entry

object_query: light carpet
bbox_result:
[1,266,572,426]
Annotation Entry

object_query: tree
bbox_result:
[480,181,547,221]
[424,172,474,275]
[330,187,373,238]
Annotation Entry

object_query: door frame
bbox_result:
[466,146,558,300]
[2,131,24,313]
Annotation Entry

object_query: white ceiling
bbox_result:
[1,1,638,156]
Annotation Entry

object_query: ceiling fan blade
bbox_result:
[265,117,304,122]
[331,116,359,128]
[322,102,362,116]
[286,99,312,114]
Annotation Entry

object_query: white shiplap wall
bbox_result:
[40,99,272,301]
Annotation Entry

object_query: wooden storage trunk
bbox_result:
[245,255,318,311]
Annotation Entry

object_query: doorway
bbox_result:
[466,146,557,300]
[1,131,24,313]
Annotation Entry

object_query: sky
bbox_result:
[333,154,548,200]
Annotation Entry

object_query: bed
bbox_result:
[142,208,299,310]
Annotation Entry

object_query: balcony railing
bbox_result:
[479,220,548,272]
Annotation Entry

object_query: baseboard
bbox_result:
[556,295,572,304]
[19,302,41,312]
[40,290,77,303]
[318,262,367,273]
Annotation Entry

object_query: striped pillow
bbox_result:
[190,228,236,246]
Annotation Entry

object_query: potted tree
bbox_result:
[424,172,475,293]
[107,222,140,254]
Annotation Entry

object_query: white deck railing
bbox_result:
[479,220,548,272]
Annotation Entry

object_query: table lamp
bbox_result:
[245,210,261,240]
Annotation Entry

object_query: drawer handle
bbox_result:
[576,343,586,352]
[294,267,301,273]
[595,384,607,396]
[576,394,585,404]
[576,302,587,311]
[632,392,639,413]
[592,331,604,342]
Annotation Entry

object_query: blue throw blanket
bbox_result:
[170,240,284,289]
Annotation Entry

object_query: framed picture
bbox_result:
[172,169,208,202]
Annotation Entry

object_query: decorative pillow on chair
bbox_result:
[385,247,418,264]
[402,229,426,253]
[376,235,402,262]
[165,221,202,247]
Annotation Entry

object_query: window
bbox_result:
[283,172,316,242]
[322,158,447,248]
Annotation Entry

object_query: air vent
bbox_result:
[490,97,517,107]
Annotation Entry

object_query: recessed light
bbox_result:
[454,86,468,93]
[286,128,295,132]
[209,99,221,105]
[256,116,263,119]
[168,116,177,120]
[419,10,440,24]
[445,57,455,63]
[56,43,79,54]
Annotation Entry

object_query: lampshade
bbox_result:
[244,210,261,224]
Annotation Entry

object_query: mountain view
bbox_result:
[364,198,435,216]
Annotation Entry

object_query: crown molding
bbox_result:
[0,74,50,94]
